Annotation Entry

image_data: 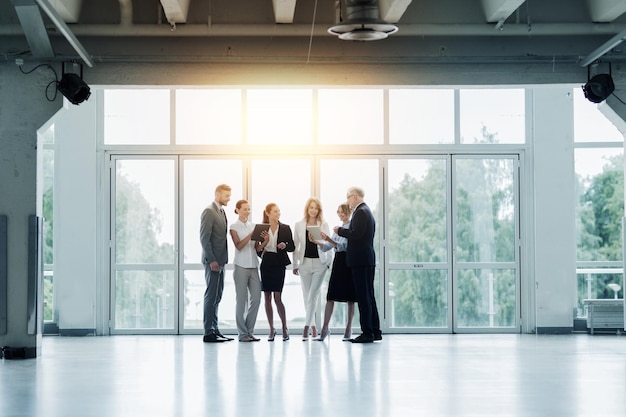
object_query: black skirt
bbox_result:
[260,252,286,292]
[326,251,356,302]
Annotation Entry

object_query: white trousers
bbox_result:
[299,257,327,328]
[233,265,262,339]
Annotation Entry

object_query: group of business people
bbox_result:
[199,184,382,344]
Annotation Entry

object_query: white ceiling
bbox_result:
[2,0,626,67]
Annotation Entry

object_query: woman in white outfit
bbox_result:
[229,199,262,342]
[293,197,333,340]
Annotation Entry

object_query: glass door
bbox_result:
[110,156,178,334]
[452,155,520,332]
[386,155,520,333]
[387,157,451,332]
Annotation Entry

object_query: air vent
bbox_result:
[328,0,398,41]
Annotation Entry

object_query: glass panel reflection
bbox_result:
[460,89,525,144]
[115,159,175,264]
[389,269,448,328]
[456,269,516,328]
[576,271,623,317]
[454,158,515,263]
[318,89,384,145]
[176,89,242,144]
[115,270,175,329]
[389,89,454,144]
[247,89,313,145]
[104,89,170,145]
[388,158,447,263]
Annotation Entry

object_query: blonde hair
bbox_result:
[303,197,324,224]
[337,203,351,216]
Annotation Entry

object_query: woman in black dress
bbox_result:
[256,203,295,341]
[315,203,356,341]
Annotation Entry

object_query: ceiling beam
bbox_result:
[160,0,190,25]
[586,0,626,23]
[272,0,297,24]
[580,28,626,66]
[10,0,54,58]
[481,0,526,23]
[3,22,623,38]
[48,0,82,23]
[379,0,412,23]
[35,0,94,67]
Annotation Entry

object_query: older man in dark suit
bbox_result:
[335,186,382,343]
[200,184,232,343]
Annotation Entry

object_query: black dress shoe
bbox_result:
[203,334,226,343]
[350,335,374,343]
[216,332,234,341]
[374,333,383,341]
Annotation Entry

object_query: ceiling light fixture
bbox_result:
[582,62,615,104]
[328,0,398,41]
[57,62,91,105]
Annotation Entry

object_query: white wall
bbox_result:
[53,99,98,333]
[532,87,577,331]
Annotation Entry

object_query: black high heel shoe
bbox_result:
[282,329,290,341]
[268,329,276,342]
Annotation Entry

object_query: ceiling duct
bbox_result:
[328,0,398,41]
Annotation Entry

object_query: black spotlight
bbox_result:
[582,63,615,104]
[57,62,91,105]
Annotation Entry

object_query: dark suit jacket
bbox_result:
[337,202,376,267]
[258,222,295,267]
[200,202,229,266]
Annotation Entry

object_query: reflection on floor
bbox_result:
[1,334,624,417]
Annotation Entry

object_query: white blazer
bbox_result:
[293,219,333,269]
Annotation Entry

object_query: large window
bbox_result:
[100,86,525,334]
[460,89,525,144]
[574,88,624,317]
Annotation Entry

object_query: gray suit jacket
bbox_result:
[200,202,229,266]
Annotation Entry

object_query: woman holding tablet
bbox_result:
[293,197,333,341]
[255,203,295,341]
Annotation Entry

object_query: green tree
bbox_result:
[578,154,624,262]
[576,153,624,303]
[114,168,177,329]
[383,125,517,328]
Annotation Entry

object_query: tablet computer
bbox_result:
[251,223,270,241]
[306,225,324,242]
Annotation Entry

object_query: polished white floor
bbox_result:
[1,334,625,417]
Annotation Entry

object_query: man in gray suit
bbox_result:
[200,184,232,342]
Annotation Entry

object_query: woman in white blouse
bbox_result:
[293,197,333,340]
[229,200,262,342]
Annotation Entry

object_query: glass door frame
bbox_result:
[383,153,522,334]
[451,153,521,334]
[105,152,522,335]
[383,155,453,333]
[108,154,180,335]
